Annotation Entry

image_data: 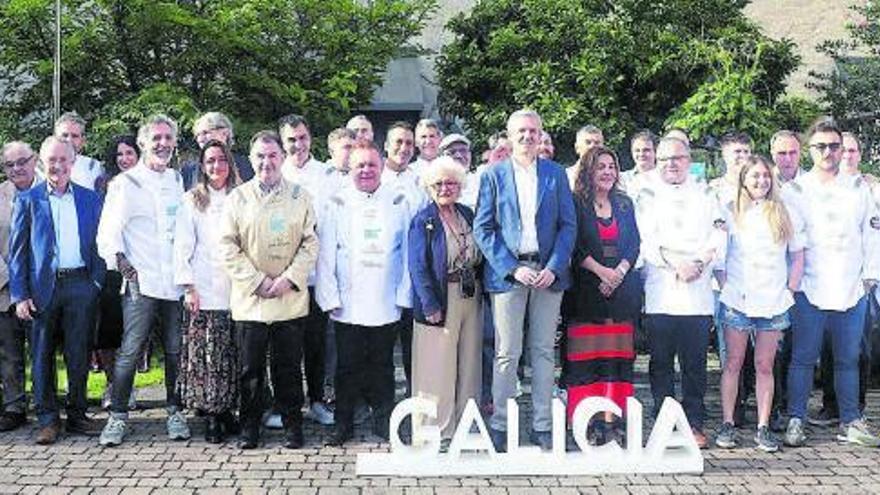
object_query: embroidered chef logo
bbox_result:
[870,216,880,230]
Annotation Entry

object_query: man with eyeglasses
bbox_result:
[0,141,39,432]
[635,136,727,449]
[181,112,255,190]
[53,112,104,191]
[781,119,880,448]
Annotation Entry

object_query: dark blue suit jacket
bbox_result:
[473,157,576,292]
[9,182,106,310]
[408,202,477,325]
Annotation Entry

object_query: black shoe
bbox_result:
[239,427,259,449]
[66,414,101,436]
[284,427,304,449]
[205,415,223,444]
[218,411,240,436]
[770,409,787,433]
[528,429,553,451]
[327,427,353,447]
[489,427,507,453]
[0,412,26,432]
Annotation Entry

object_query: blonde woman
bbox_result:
[714,155,804,452]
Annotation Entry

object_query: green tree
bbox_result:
[436,0,800,162]
[0,0,436,155]
[812,1,880,172]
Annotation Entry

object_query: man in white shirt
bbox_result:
[768,130,806,431]
[783,120,880,447]
[809,131,875,429]
[473,109,576,452]
[782,121,880,448]
[380,121,423,394]
[54,112,104,191]
[566,124,604,187]
[316,141,412,446]
[636,137,727,448]
[619,130,657,197]
[410,118,443,180]
[276,114,334,426]
[97,114,189,447]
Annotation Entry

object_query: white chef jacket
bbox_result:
[281,156,329,207]
[719,202,805,318]
[782,170,880,311]
[315,183,412,326]
[637,180,728,316]
[71,155,105,191]
[173,187,231,310]
[97,164,183,301]
[620,167,658,199]
[381,165,427,220]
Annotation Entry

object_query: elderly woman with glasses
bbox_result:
[408,157,482,448]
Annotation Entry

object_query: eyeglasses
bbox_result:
[443,146,471,157]
[2,154,34,170]
[656,154,688,163]
[430,180,461,191]
[809,142,842,153]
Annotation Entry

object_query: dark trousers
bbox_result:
[772,330,792,415]
[395,309,413,397]
[238,319,305,430]
[301,289,327,404]
[647,314,710,429]
[819,323,871,414]
[0,309,28,414]
[32,274,98,427]
[335,322,397,432]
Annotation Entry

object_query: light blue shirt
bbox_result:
[47,184,85,271]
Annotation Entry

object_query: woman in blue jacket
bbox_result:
[408,157,482,447]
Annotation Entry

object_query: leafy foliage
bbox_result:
[436,0,800,162]
[0,0,436,155]
[811,1,880,172]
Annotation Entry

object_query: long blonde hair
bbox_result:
[734,155,793,244]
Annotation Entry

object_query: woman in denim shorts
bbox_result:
[714,156,805,452]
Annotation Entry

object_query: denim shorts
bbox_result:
[719,303,790,333]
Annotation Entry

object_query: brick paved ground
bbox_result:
[2,356,880,494]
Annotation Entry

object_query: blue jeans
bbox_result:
[31,274,98,426]
[480,293,494,405]
[787,292,866,424]
[110,280,181,416]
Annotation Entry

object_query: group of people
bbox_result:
[0,107,877,457]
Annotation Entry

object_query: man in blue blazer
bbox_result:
[9,137,105,444]
[473,109,576,451]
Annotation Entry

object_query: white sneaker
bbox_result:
[306,402,335,426]
[167,411,191,440]
[263,412,283,429]
[99,416,127,447]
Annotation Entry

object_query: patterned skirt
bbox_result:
[176,309,239,413]
[564,320,635,421]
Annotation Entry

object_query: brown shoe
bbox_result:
[35,422,61,445]
[66,415,102,436]
[691,427,708,449]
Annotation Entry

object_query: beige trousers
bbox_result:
[412,282,482,439]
